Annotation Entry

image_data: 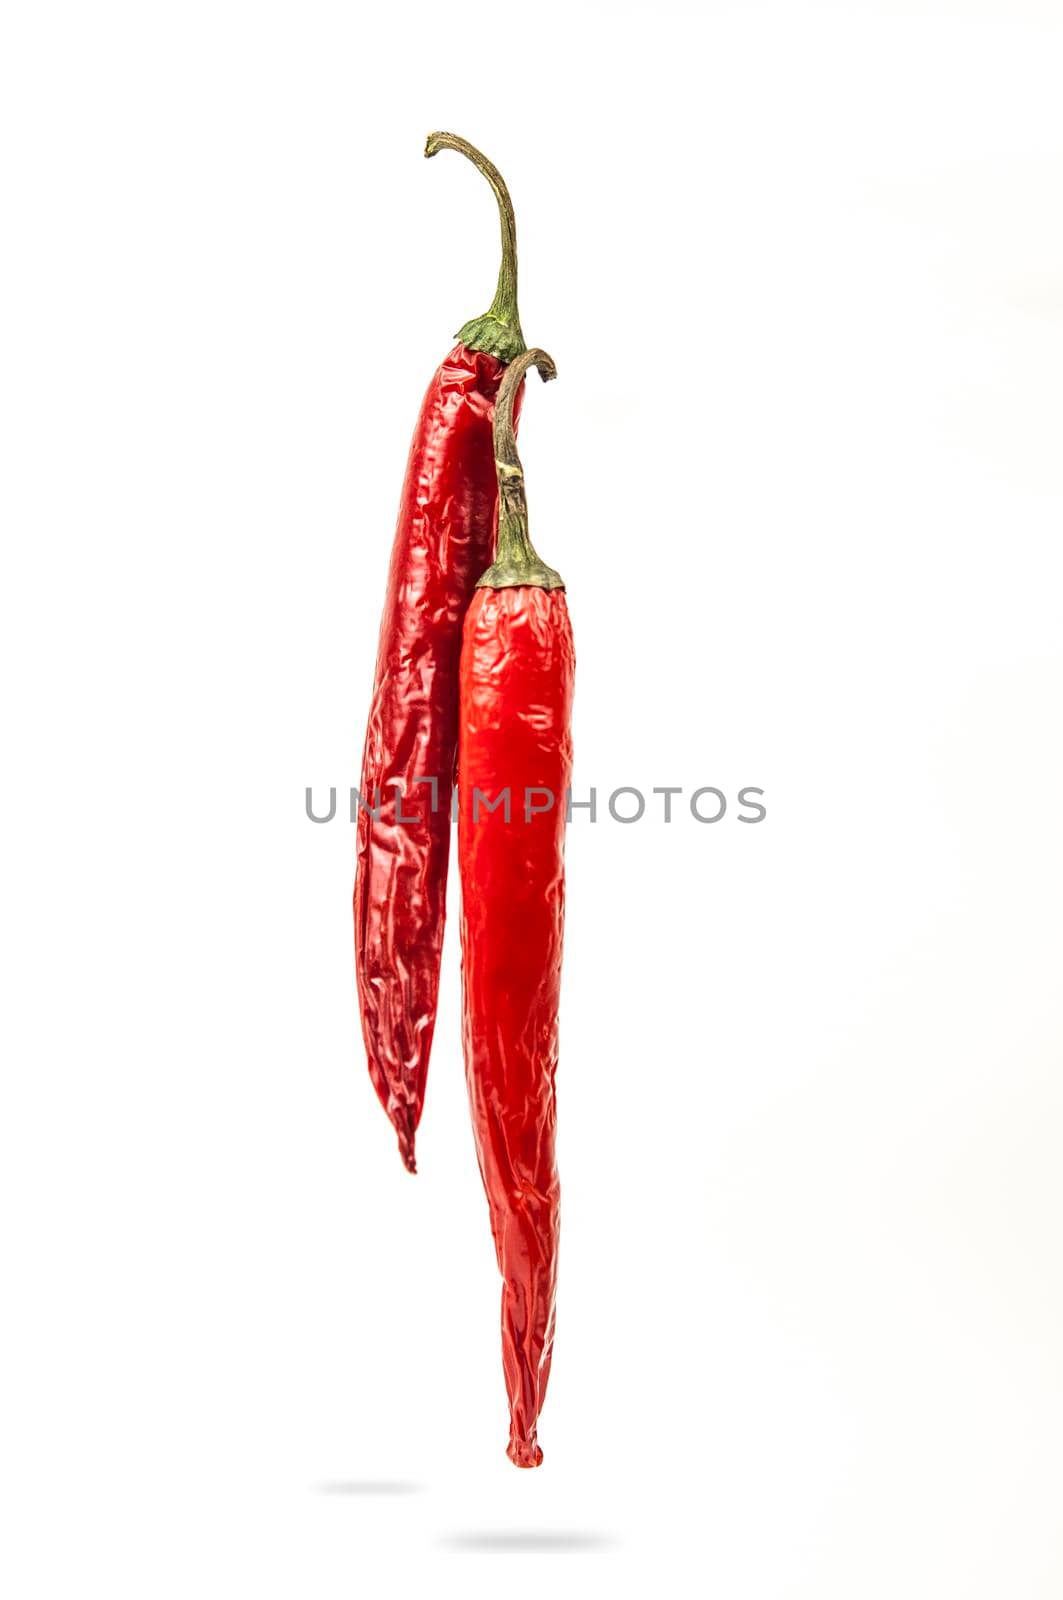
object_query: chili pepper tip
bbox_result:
[394,1108,418,1173]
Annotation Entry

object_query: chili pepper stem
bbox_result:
[424,132,527,364]
[476,348,564,591]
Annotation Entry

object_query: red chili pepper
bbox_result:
[458,349,573,1467]
[354,135,526,1173]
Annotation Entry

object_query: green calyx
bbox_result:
[454,312,526,366]
[424,132,526,364]
[476,348,564,591]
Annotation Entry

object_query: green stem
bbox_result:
[424,132,526,364]
[477,349,564,591]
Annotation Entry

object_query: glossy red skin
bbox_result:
[458,586,575,1466]
[354,343,521,1173]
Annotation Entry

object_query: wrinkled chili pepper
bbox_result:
[458,348,574,1467]
[354,134,526,1173]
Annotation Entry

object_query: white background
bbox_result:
[2,1,1062,1594]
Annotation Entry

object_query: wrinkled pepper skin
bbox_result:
[354,344,522,1172]
[458,585,575,1466]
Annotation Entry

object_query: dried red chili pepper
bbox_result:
[354,134,526,1173]
[458,348,573,1467]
